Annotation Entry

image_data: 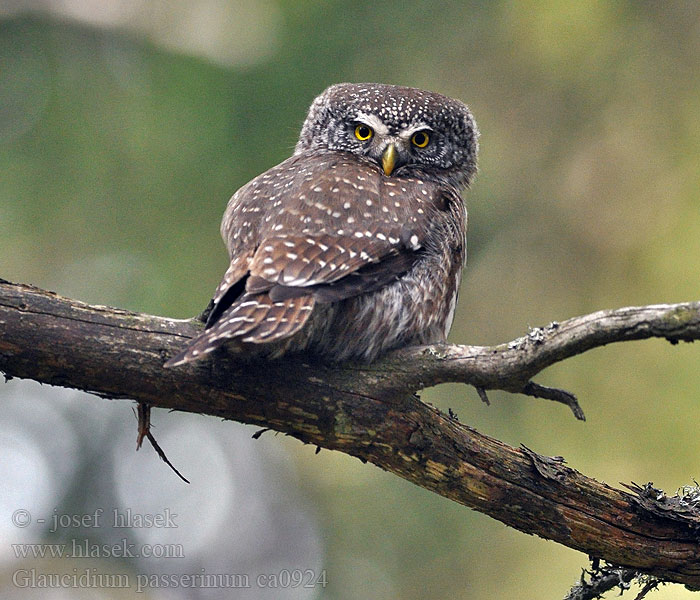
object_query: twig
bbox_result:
[135,402,190,483]
[522,381,585,421]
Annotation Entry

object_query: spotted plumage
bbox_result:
[165,83,478,366]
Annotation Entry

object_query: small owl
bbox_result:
[165,83,478,366]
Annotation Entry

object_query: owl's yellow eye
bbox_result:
[354,124,373,141]
[411,131,430,148]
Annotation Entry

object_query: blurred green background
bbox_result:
[1,1,700,598]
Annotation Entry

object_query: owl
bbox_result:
[165,83,478,367]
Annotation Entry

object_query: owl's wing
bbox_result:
[165,232,421,366]
[244,228,422,303]
[165,156,437,367]
[241,156,432,301]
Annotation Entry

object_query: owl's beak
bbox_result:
[381,143,398,176]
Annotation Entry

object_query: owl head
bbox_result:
[295,83,479,189]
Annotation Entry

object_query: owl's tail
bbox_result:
[163,293,315,367]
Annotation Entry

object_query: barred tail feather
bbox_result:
[164,294,315,367]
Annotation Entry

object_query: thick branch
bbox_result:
[1,279,700,586]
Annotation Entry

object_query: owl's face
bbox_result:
[296,83,479,188]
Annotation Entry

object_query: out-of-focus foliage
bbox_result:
[1,2,699,598]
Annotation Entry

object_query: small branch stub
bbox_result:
[135,402,190,484]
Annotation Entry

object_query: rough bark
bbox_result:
[2,279,700,587]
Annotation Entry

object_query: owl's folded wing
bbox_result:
[245,226,422,302]
[164,225,424,366]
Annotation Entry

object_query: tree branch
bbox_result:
[2,279,700,587]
